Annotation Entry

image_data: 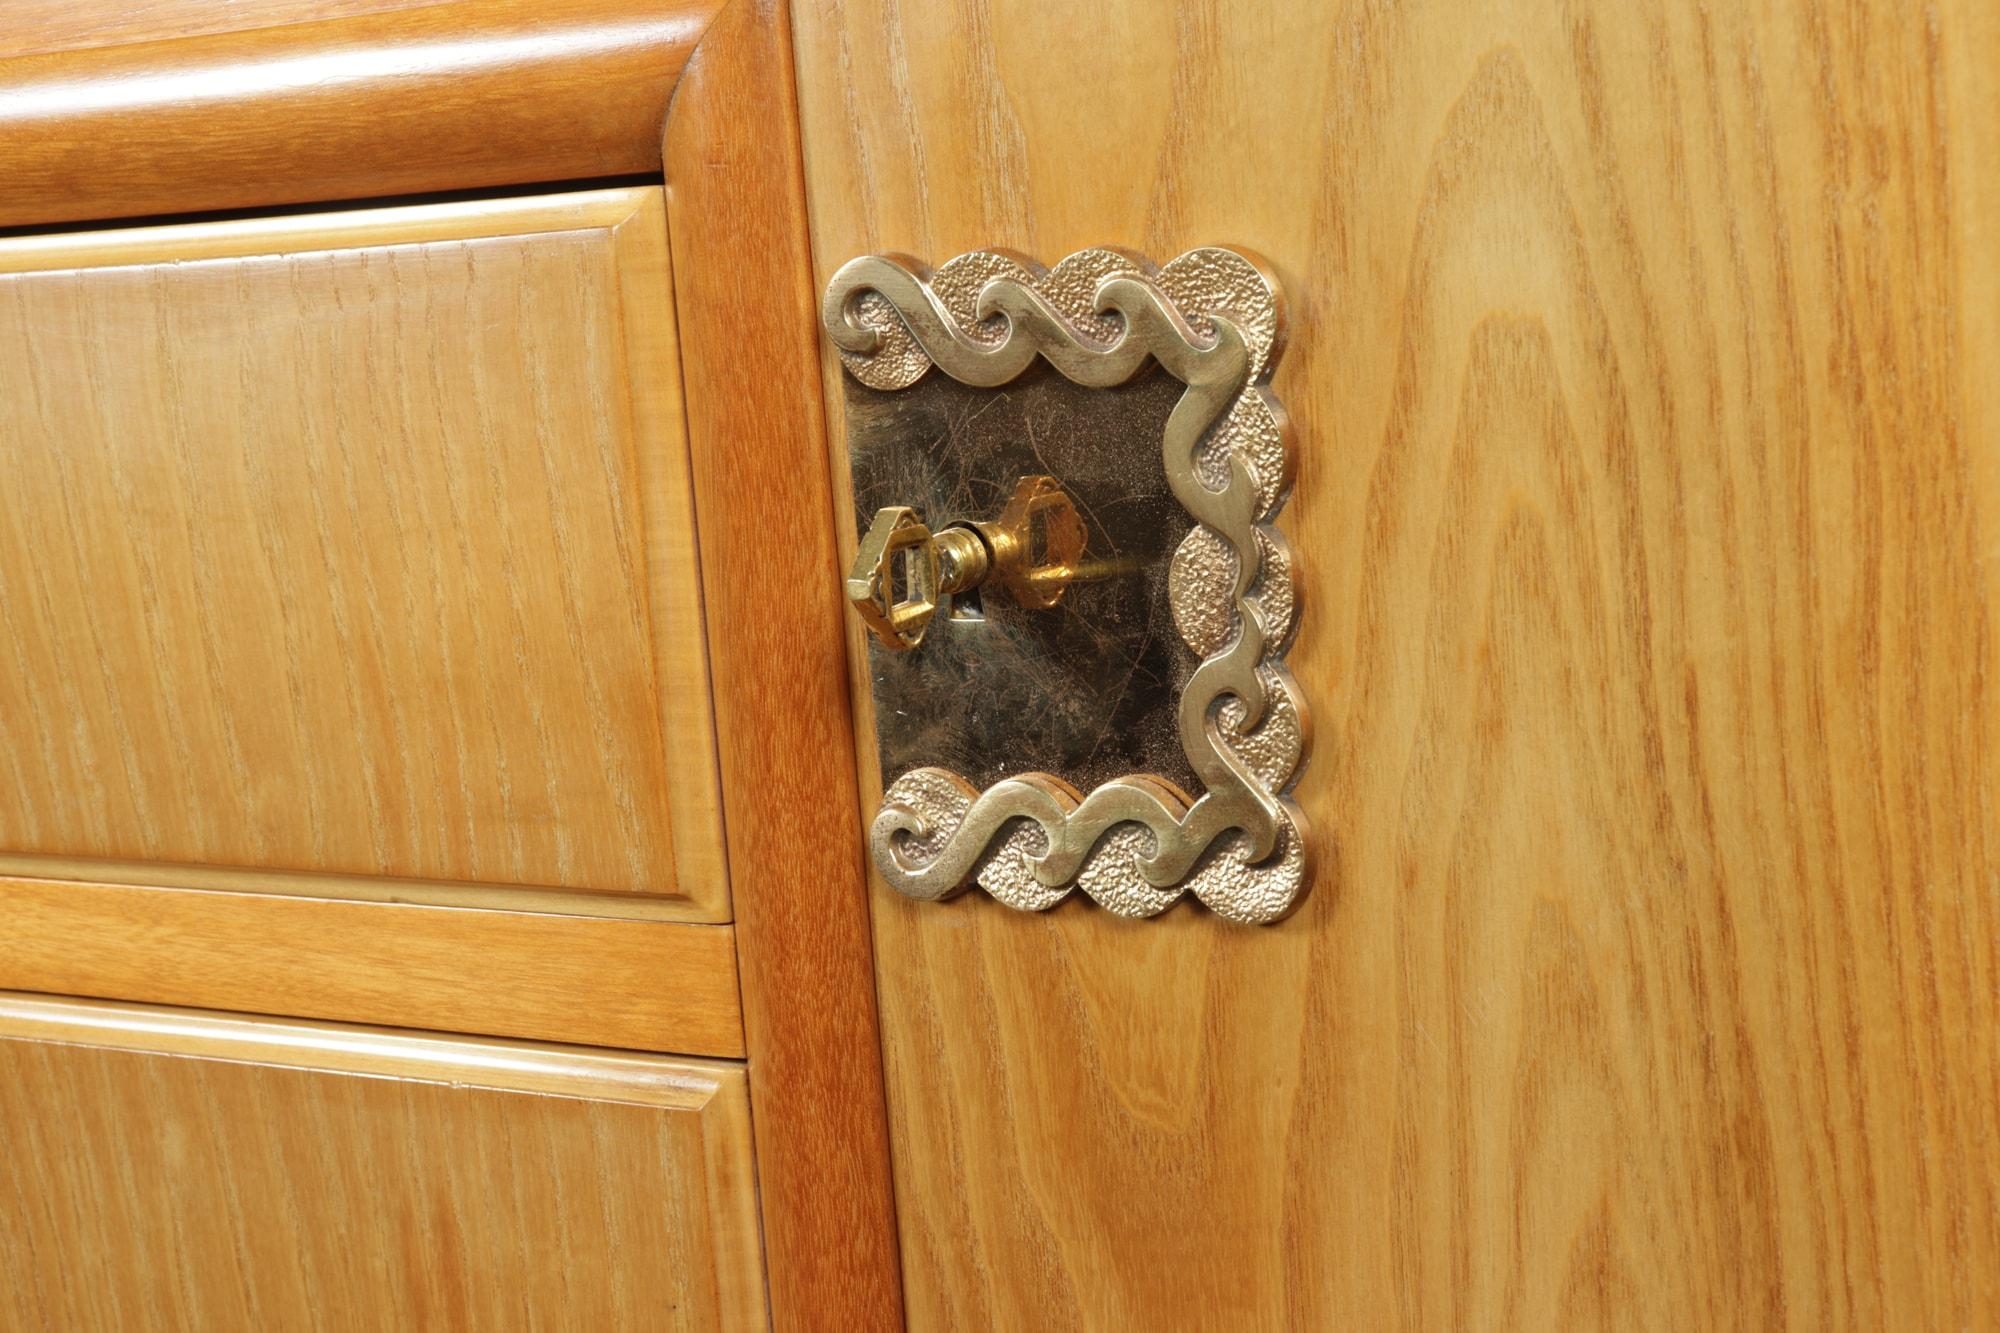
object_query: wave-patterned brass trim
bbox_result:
[824,248,1308,924]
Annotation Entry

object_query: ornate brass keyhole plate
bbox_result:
[824,247,1309,924]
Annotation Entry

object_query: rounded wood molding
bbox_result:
[0,0,720,228]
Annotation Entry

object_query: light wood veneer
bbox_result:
[0,993,766,1329]
[793,0,2000,1325]
[0,186,727,920]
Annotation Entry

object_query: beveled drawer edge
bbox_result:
[0,989,742,1106]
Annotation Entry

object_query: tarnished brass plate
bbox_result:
[825,248,1309,924]
[847,362,1195,794]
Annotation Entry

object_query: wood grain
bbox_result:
[0,0,718,228]
[0,187,728,920]
[0,993,765,1329]
[0,0,438,59]
[0,876,745,1056]
[663,1,904,1326]
[793,0,2000,1326]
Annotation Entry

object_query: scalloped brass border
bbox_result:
[823,247,1309,924]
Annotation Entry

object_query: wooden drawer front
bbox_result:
[0,994,767,1329]
[0,188,725,919]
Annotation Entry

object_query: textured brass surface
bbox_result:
[826,247,1308,924]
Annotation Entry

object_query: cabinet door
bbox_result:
[0,994,766,1330]
[795,1,2000,1327]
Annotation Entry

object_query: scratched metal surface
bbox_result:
[847,361,1197,794]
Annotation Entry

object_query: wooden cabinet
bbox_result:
[0,994,765,1330]
[6,0,1992,1329]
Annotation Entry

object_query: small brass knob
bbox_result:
[848,506,942,651]
[976,475,1086,611]
[847,476,1087,651]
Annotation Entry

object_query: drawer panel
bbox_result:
[0,993,767,1330]
[0,187,725,918]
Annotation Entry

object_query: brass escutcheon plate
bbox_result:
[825,248,1309,924]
